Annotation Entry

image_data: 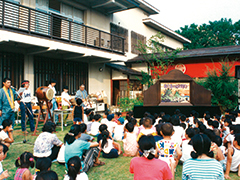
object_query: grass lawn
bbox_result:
[4,121,240,180]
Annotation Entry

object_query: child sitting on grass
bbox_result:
[0,143,8,179]
[64,156,88,180]
[137,117,157,141]
[130,135,172,180]
[89,114,101,136]
[180,128,195,163]
[99,130,121,158]
[113,117,125,141]
[0,119,14,148]
[14,151,35,180]
[123,123,138,157]
[224,133,240,179]
[79,123,94,142]
[33,157,52,180]
[156,123,182,179]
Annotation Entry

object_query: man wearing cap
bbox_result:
[61,86,71,127]
[18,80,35,133]
[75,84,88,101]
[0,78,18,128]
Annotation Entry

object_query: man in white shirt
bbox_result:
[48,79,58,123]
[61,86,71,127]
[18,80,35,133]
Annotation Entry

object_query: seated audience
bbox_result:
[113,117,124,141]
[33,157,52,180]
[78,123,94,142]
[88,114,101,136]
[36,170,58,180]
[180,128,195,163]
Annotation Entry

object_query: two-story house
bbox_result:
[0,0,190,105]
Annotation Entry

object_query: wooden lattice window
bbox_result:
[110,23,128,52]
[34,57,88,95]
[131,31,146,54]
[0,51,24,89]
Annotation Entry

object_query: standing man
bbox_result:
[19,80,35,133]
[48,79,58,123]
[0,78,18,128]
[75,84,88,101]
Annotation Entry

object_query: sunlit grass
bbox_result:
[3,121,239,180]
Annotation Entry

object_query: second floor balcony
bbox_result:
[0,0,125,54]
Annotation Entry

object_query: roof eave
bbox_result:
[142,18,191,44]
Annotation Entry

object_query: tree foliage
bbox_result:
[136,32,182,87]
[200,59,237,112]
[176,18,240,49]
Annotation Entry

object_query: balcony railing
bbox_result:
[0,0,125,54]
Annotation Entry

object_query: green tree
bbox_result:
[136,32,182,87]
[176,18,240,49]
[201,59,237,112]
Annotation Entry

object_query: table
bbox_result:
[53,108,73,131]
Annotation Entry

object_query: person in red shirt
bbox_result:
[130,135,172,180]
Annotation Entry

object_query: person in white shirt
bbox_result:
[61,86,71,127]
[180,128,195,162]
[48,79,58,123]
[89,114,101,136]
[18,80,35,133]
[106,114,117,136]
[101,112,108,125]
[64,156,88,180]
[113,117,125,141]
[234,110,240,125]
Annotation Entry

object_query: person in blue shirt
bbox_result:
[0,78,18,128]
[75,85,88,101]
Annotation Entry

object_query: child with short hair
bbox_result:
[89,114,101,136]
[156,123,182,178]
[130,135,172,180]
[224,133,240,179]
[36,170,58,180]
[14,151,35,180]
[0,144,9,179]
[64,156,88,180]
[137,117,157,141]
[106,114,117,135]
[113,117,125,141]
[0,119,14,147]
[123,123,138,157]
[99,130,121,158]
[101,111,109,124]
[73,99,84,124]
[180,128,195,163]
[114,112,121,123]
[79,123,94,142]
[33,157,52,180]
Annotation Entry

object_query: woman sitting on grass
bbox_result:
[33,122,63,161]
[64,125,104,172]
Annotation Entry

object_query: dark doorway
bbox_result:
[113,80,120,105]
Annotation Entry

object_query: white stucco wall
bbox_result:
[88,63,111,104]
[131,63,148,73]
[23,55,35,94]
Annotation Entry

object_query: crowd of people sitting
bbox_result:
[0,108,240,179]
